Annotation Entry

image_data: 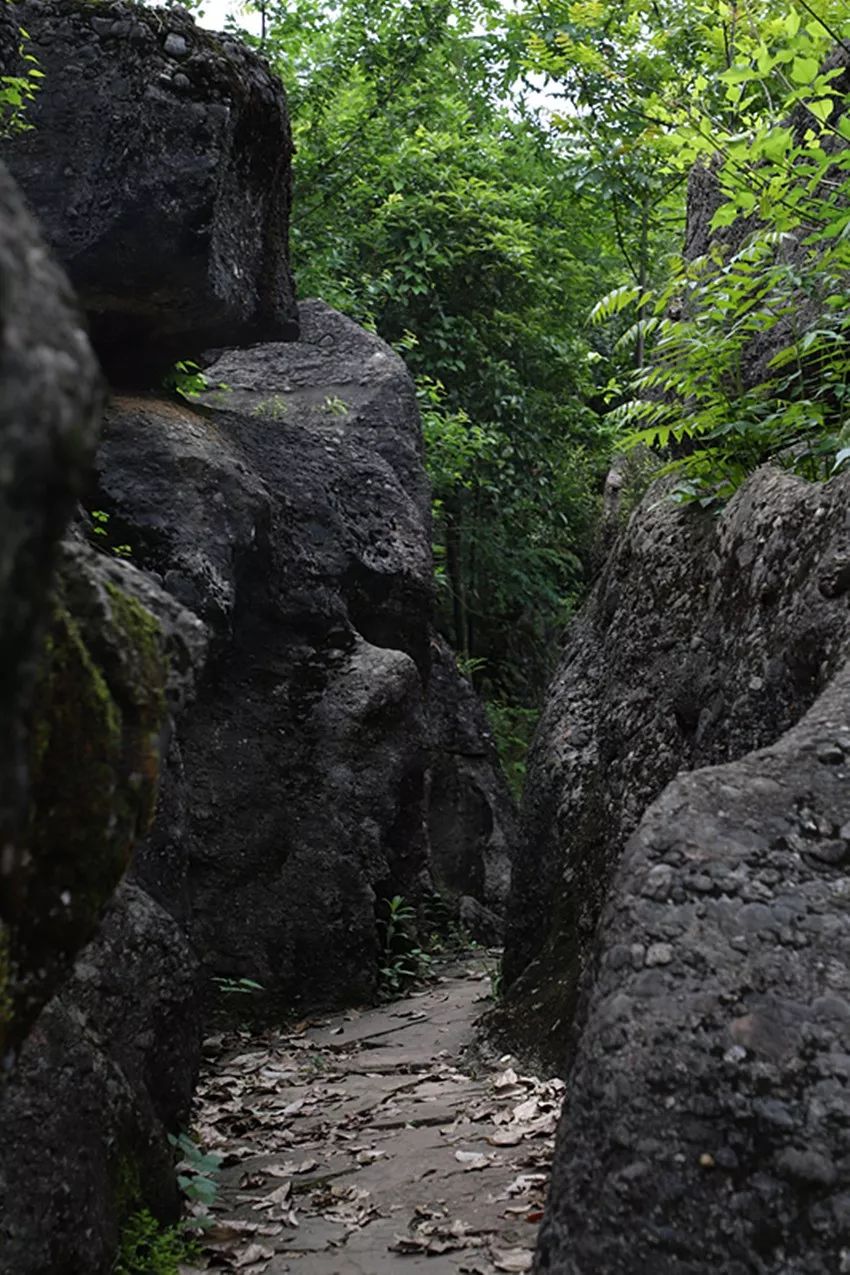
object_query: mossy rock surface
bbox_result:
[4,544,170,1055]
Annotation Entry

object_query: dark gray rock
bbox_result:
[0,537,206,1270]
[0,0,297,385]
[0,882,198,1275]
[0,161,101,1061]
[96,302,436,1005]
[535,660,850,1274]
[502,466,850,1070]
[426,635,515,930]
[6,537,205,1059]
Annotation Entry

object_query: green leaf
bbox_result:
[791,56,819,84]
[807,98,834,124]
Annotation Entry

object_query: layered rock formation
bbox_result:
[0,5,514,1269]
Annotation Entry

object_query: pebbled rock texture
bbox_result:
[502,466,850,1071]
[535,660,850,1275]
[0,162,101,1061]
[1,0,297,384]
[426,634,515,937]
[95,302,437,1006]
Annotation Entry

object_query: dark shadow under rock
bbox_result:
[426,634,515,933]
[0,882,198,1275]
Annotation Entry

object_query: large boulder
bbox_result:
[0,0,297,385]
[95,302,437,1005]
[0,162,101,1063]
[426,634,515,938]
[535,660,850,1274]
[501,466,850,1070]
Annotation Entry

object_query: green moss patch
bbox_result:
[9,574,170,1039]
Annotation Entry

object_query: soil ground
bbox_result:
[184,956,562,1274]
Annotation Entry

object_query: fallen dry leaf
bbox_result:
[233,1243,274,1268]
[454,1149,493,1171]
[488,1130,524,1147]
[491,1247,534,1272]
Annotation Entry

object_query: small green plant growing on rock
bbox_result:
[89,509,132,558]
[0,30,42,138]
[163,361,231,405]
[114,1208,199,1275]
[168,1131,222,1215]
[211,975,264,997]
[378,895,431,997]
[486,955,504,1001]
[251,394,290,419]
[322,394,349,417]
[164,359,208,401]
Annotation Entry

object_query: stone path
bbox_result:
[183,960,562,1274]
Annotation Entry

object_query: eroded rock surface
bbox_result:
[9,539,206,1042]
[536,662,850,1275]
[1,0,297,383]
[502,466,850,1069]
[0,541,208,1272]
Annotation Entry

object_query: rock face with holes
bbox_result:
[95,301,436,1007]
[535,660,850,1275]
[492,464,850,1268]
[503,466,850,1068]
[0,0,297,384]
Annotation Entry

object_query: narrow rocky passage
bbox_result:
[184,959,563,1274]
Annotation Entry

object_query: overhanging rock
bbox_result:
[1,0,298,385]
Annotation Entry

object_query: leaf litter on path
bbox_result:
[183,960,563,1273]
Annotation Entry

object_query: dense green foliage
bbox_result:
[576,1,850,503]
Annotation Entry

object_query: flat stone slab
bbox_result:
[185,964,562,1273]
